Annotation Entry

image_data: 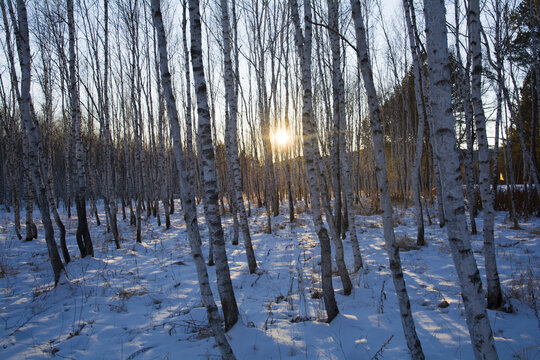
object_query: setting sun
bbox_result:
[273,128,291,147]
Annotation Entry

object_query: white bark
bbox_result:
[68,0,93,257]
[188,0,239,331]
[469,0,503,309]
[282,28,296,223]
[155,53,170,230]
[423,1,498,358]
[351,0,424,358]
[402,0,446,227]
[0,0,37,242]
[14,0,65,284]
[35,21,70,264]
[453,0,478,235]
[326,0,356,286]
[403,0,425,246]
[102,0,120,249]
[219,0,257,274]
[151,2,235,358]
[290,0,339,322]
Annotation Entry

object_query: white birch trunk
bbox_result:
[283,31,296,223]
[15,0,65,284]
[403,0,426,246]
[36,29,70,264]
[327,0,357,285]
[68,0,93,257]
[188,0,239,331]
[291,0,339,322]
[463,74,479,235]
[403,0,446,227]
[151,2,235,358]
[452,0,478,235]
[351,0,424,358]
[469,0,503,309]
[423,1,498,358]
[219,0,257,274]
[181,0,199,229]
[102,0,120,249]
[0,0,37,242]
[155,57,170,229]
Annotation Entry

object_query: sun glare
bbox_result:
[274,128,291,147]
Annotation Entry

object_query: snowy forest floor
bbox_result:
[0,201,539,359]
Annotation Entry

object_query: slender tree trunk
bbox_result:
[155,44,170,230]
[68,0,93,257]
[23,154,37,241]
[502,115,519,228]
[14,0,65,284]
[21,110,37,241]
[403,0,446,228]
[291,0,339,322]
[403,0,425,246]
[469,0,503,309]
[151,3,235,358]
[102,0,120,249]
[188,0,239,331]
[38,48,70,263]
[219,0,257,274]
[423,1,498,358]
[452,0,478,234]
[351,1,424,358]
[326,0,356,287]
[1,0,39,242]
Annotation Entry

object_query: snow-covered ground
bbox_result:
[0,202,538,359]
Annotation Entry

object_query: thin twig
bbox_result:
[305,18,359,55]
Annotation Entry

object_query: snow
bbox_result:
[0,202,539,359]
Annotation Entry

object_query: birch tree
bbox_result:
[469,0,504,309]
[325,0,358,285]
[154,31,170,230]
[403,0,426,246]
[35,11,71,263]
[350,0,424,357]
[102,0,120,248]
[219,0,257,274]
[402,0,447,228]
[68,0,93,257]
[14,0,65,284]
[188,0,239,331]
[422,0,498,357]
[290,0,339,322]
[0,0,37,243]
[151,2,235,357]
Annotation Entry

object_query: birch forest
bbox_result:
[0,0,539,359]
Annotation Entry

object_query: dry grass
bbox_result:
[365,221,382,229]
[530,228,540,236]
[508,270,539,305]
[382,235,420,252]
[356,197,382,216]
[273,222,289,231]
[0,261,18,279]
[295,203,308,214]
[116,287,148,300]
[395,235,420,252]
[32,284,54,299]
[513,345,540,360]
